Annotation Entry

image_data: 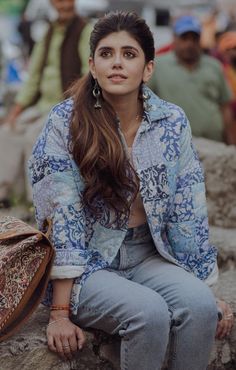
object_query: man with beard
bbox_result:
[150,15,232,142]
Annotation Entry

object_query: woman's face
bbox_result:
[89,31,153,100]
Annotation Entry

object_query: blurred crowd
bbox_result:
[0,0,236,209]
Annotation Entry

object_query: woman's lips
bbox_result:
[108,74,127,82]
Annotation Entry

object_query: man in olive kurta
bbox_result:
[0,0,92,206]
[149,15,232,142]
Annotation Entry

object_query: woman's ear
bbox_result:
[143,60,154,84]
[89,57,96,79]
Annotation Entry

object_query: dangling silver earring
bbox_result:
[93,80,102,109]
[142,87,151,111]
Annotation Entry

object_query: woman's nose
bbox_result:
[112,54,122,67]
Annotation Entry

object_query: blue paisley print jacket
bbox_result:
[29,87,217,314]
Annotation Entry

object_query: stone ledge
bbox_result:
[193,138,236,228]
[210,226,236,270]
[0,305,113,370]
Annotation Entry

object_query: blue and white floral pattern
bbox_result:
[29,155,72,185]
[169,186,194,223]
[28,87,217,314]
[139,164,169,202]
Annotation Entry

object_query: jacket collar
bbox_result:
[140,85,172,133]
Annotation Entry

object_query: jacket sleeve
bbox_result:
[166,112,218,283]
[28,105,88,279]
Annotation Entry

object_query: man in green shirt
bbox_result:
[149,15,232,143]
[0,0,92,207]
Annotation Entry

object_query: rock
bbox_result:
[0,205,35,224]
[0,305,114,370]
[193,138,236,228]
[210,226,236,270]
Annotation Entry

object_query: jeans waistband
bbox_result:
[125,222,150,240]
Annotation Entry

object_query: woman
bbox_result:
[29,11,233,370]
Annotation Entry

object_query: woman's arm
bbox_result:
[52,279,74,306]
[28,103,87,358]
[47,279,86,360]
[29,103,87,282]
[166,110,233,338]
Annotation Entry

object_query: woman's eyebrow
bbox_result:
[122,46,139,52]
[97,46,112,52]
[97,46,140,52]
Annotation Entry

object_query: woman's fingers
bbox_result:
[47,321,86,359]
[216,320,228,339]
[216,319,232,339]
[53,336,67,360]
[76,326,86,350]
[68,333,79,353]
[47,334,57,352]
[216,300,234,339]
[61,340,73,361]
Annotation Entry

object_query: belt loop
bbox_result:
[131,228,134,239]
[126,227,134,239]
[129,228,134,239]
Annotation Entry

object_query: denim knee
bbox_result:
[172,281,218,333]
[123,292,171,341]
[193,289,218,330]
[192,285,217,319]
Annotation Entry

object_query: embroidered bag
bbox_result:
[0,216,54,342]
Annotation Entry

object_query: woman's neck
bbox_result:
[104,92,142,132]
[102,91,143,147]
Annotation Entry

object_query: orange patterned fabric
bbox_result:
[224,64,236,98]
[0,216,54,342]
[218,32,236,53]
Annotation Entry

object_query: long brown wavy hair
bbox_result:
[68,11,155,215]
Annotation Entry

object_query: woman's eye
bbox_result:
[124,51,136,58]
[100,51,112,57]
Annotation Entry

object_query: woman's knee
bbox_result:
[129,292,171,336]
[190,282,217,318]
[173,280,218,332]
[193,286,218,330]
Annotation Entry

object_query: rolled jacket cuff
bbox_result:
[50,265,85,279]
[205,263,219,286]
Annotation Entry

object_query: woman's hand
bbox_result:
[216,299,234,339]
[46,313,86,360]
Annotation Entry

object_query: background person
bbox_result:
[217,31,236,144]
[149,15,233,143]
[29,11,233,369]
[0,0,91,207]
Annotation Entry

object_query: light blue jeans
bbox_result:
[74,223,218,370]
